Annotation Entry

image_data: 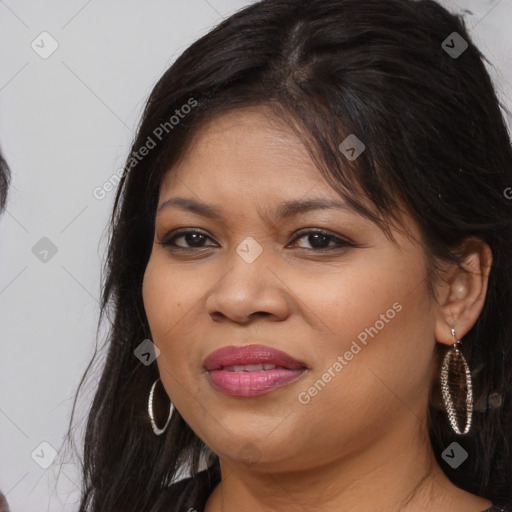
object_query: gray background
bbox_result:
[0,1,511,510]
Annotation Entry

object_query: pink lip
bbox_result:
[204,344,308,397]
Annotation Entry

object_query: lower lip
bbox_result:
[207,368,306,397]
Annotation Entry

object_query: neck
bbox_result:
[204,416,491,512]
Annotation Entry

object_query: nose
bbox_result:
[205,244,291,325]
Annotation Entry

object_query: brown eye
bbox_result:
[289,229,354,251]
[158,229,216,249]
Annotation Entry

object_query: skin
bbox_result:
[142,107,493,512]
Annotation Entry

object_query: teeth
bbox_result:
[243,364,264,371]
[222,363,278,372]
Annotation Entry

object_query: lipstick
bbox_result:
[203,344,307,397]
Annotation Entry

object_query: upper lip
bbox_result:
[203,344,307,371]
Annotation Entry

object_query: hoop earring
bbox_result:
[440,328,473,435]
[148,378,173,436]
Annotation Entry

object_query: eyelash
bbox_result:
[157,228,354,252]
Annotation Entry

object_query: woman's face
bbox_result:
[142,107,437,471]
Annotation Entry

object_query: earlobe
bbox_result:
[433,238,492,346]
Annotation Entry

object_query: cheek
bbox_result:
[142,256,206,384]
[296,258,408,357]
[142,258,187,380]
[142,259,167,335]
[301,285,434,425]
[298,253,433,410]
[142,256,196,338]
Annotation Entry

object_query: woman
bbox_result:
[71,0,512,510]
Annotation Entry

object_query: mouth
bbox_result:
[203,344,308,397]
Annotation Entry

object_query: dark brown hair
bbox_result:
[0,149,10,212]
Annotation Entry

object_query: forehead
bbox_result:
[155,106,420,246]
[159,107,326,195]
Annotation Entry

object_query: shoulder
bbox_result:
[149,465,221,512]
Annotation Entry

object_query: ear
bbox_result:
[433,237,492,345]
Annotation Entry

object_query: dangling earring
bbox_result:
[440,328,473,435]
[148,378,173,436]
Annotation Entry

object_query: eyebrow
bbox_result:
[157,196,353,220]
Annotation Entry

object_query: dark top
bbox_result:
[150,465,221,512]
[149,466,510,512]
